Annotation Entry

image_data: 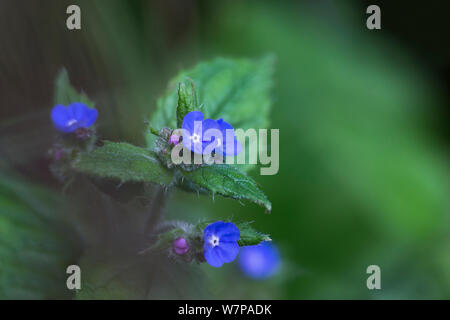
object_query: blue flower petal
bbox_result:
[51,105,72,132]
[69,102,98,128]
[217,118,233,131]
[215,242,239,263]
[217,118,241,156]
[202,118,220,133]
[182,111,203,134]
[83,107,98,127]
[215,222,240,242]
[68,102,87,121]
[203,221,223,238]
[202,119,221,154]
[204,247,224,268]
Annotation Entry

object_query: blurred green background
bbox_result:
[0,0,449,299]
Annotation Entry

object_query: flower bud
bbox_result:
[169,134,180,145]
[173,237,189,255]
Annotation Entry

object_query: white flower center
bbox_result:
[190,133,200,143]
[66,119,78,127]
[209,235,220,248]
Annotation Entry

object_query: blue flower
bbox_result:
[238,241,280,279]
[181,111,241,156]
[203,221,240,268]
[51,102,98,133]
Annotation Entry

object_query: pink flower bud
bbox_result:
[173,237,189,255]
[169,134,180,145]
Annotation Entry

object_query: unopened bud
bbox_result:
[169,134,180,146]
[173,237,189,255]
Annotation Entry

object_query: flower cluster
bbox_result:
[181,111,242,156]
[50,101,271,270]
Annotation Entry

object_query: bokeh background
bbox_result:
[0,0,449,299]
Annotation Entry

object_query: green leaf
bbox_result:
[176,81,198,128]
[179,164,271,212]
[235,221,271,246]
[73,141,174,185]
[146,56,275,173]
[53,68,96,108]
[0,170,78,299]
[75,244,192,299]
[75,246,149,300]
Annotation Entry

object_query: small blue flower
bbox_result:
[51,102,98,133]
[203,221,240,268]
[238,241,280,279]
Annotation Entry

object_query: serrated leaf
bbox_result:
[73,141,174,185]
[179,164,271,212]
[146,56,275,172]
[53,68,96,108]
[0,171,78,299]
[235,221,271,246]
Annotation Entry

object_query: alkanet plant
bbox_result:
[49,56,275,298]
